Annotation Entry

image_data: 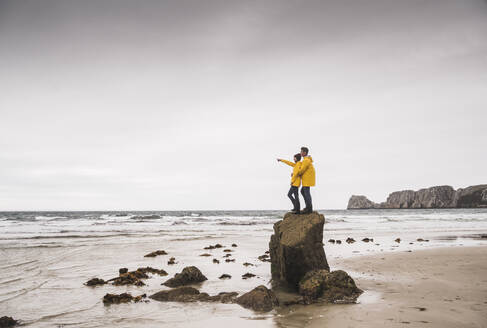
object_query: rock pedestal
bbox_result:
[269,212,329,289]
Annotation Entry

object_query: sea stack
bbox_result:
[347,184,487,209]
[269,212,362,304]
[269,212,330,289]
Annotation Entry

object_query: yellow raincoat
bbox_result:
[297,156,315,187]
[280,159,302,187]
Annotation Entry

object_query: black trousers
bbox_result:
[301,186,312,210]
[287,186,300,210]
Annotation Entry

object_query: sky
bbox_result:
[0,0,486,211]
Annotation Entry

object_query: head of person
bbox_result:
[293,153,302,163]
[300,146,309,157]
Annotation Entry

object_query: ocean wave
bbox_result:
[1,233,136,240]
[172,221,188,225]
[217,221,258,226]
[130,215,161,220]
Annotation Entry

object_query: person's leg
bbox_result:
[301,187,312,213]
[293,186,300,212]
[300,187,307,210]
[288,186,297,210]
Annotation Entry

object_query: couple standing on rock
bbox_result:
[277,146,315,214]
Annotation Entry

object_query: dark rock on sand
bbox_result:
[163,266,207,287]
[204,243,224,249]
[85,278,106,286]
[0,316,17,327]
[243,262,254,266]
[150,287,238,303]
[103,293,146,305]
[236,285,279,312]
[362,238,373,242]
[223,254,232,258]
[395,238,401,243]
[347,184,487,209]
[269,212,329,289]
[223,249,233,252]
[299,270,363,304]
[150,287,202,302]
[137,267,168,276]
[328,239,335,243]
[213,258,220,264]
[242,273,256,279]
[219,274,231,279]
[91,267,167,287]
[232,243,238,247]
[336,240,342,244]
[258,254,271,262]
[346,237,356,244]
[225,259,235,262]
[168,257,176,265]
[200,253,212,257]
[112,270,148,286]
[144,250,168,257]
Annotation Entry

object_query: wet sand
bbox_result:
[287,246,487,328]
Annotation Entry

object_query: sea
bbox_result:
[1,209,486,327]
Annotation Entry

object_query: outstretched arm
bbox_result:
[277,159,295,167]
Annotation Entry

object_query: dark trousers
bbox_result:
[301,186,312,210]
[287,186,300,210]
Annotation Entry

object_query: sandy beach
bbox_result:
[296,246,487,328]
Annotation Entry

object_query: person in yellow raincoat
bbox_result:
[297,146,315,214]
[277,153,302,213]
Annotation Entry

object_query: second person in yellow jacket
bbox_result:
[297,146,315,214]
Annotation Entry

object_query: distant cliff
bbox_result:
[347,185,487,209]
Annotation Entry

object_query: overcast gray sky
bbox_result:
[1,0,486,211]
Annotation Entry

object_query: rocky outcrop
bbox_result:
[235,285,279,312]
[299,270,363,304]
[454,185,487,208]
[347,184,487,209]
[269,212,329,289]
[163,266,207,287]
[347,195,378,209]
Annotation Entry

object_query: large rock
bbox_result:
[269,212,329,289]
[347,184,487,209]
[235,285,279,312]
[299,270,363,304]
[163,266,208,287]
